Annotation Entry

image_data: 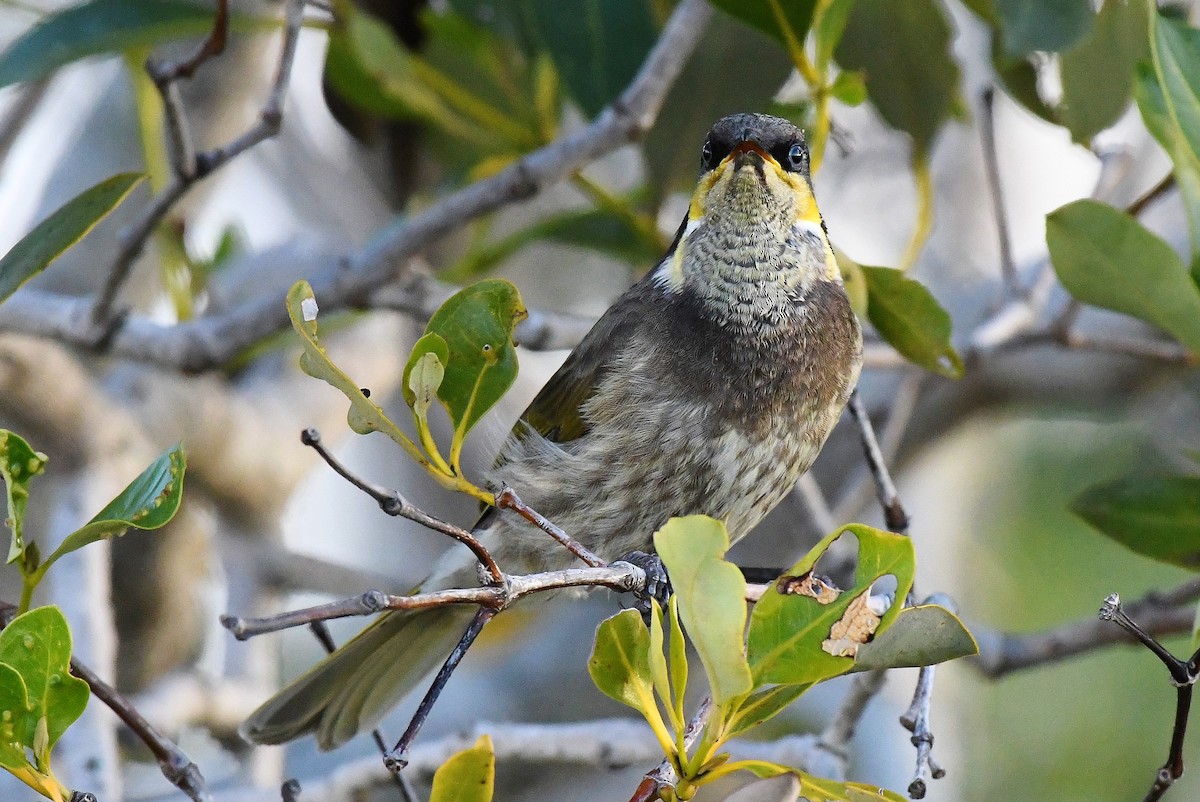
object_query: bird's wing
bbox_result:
[514,276,659,446]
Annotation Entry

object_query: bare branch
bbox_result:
[88,0,306,333]
[221,562,646,639]
[70,658,213,802]
[1,0,712,370]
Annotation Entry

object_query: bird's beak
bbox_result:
[727,140,778,170]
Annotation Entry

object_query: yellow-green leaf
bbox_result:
[724,683,810,740]
[653,516,752,706]
[0,607,89,752]
[404,334,449,416]
[588,609,658,718]
[428,735,494,802]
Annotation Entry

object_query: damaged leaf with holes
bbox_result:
[747,524,915,686]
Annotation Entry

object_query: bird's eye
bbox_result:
[787,142,808,172]
[700,140,714,169]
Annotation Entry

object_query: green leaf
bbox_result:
[325,5,501,147]
[992,44,1057,124]
[422,279,527,449]
[861,265,962,378]
[724,683,810,740]
[850,605,978,672]
[747,524,915,686]
[1058,0,1148,143]
[643,13,791,200]
[428,734,494,802]
[0,607,89,752]
[836,0,961,154]
[993,0,1093,58]
[1071,474,1200,569]
[522,0,657,119]
[588,609,659,717]
[0,662,32,770]
[0,0,269,89]
[705,0,817,49]
[653,516,752,706]
[1047,200,1200,354]
[0,173,142,305]
[40,444,185,571]
[1140,12,1200,257]
[0,431,48,566]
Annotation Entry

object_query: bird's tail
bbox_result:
[240,602,477,750]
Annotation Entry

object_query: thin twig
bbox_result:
[88,0,305,332]
[899,663,944,799]
[1127,173,1177,218]
[148,0,229,83]
[69,658,213,802]
[385,607,497,772]
[979,87,1022,298]
[632,697,713,801]
[1099,593,1197,802]
[301,427,504,585]
[308,622,417,802]
[846,390,909,534]
[494,486,605,567]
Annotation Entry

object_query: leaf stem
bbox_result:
[899,152,934,271]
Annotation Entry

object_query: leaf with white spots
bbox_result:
[0,430,48,565]
[39,443,185,569]
[0,607,89,753]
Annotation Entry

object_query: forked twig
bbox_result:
[1100,593,1200,802]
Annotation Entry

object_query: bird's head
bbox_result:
[654,113,840,299]
[689,113,820,232]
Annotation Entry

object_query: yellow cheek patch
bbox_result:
[780,170,823,225]
[689,163,726,220]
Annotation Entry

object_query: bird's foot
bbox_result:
[614,550,672,624]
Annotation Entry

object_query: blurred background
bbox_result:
[0,0,1198,800]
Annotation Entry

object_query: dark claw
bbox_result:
[615,550,671,624]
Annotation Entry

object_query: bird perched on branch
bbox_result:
[243,113,863,749]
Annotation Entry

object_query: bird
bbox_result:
[242,112,864,750]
